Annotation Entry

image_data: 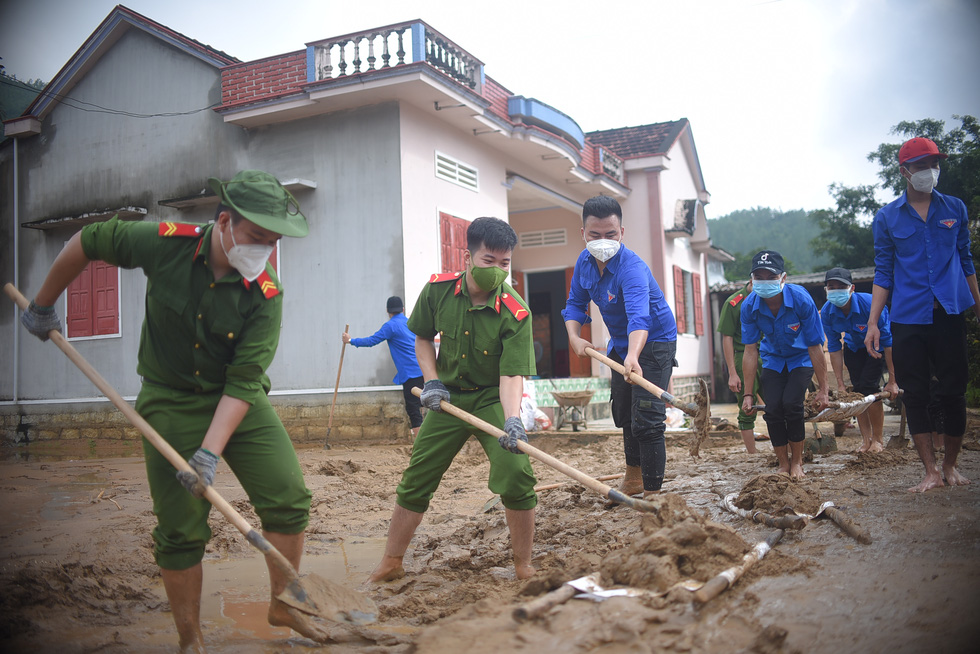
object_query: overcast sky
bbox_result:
[2,0,978,218]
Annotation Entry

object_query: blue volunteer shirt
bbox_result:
[820,292,893,354]
[561,245,677,359]
[872,189,976,324]
[350,313,423,384]
[741,283,824,372]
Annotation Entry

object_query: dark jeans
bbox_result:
[843,347,884,396]
[402,376,424,428]
[760,366,812,447]
[892,307,967,437]
[609,340,677,491]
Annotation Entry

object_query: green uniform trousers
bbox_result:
[396,387,538,513]
[136,383,311,570]
[734,349,763,431]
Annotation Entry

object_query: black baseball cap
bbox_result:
[824,267,852,285]
[750,250,784,276]
[386,296,404,312]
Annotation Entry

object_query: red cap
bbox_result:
[898,137,948,165]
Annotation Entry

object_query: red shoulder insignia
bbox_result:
[429,272,463,284]
[242,270,280,299]
[500,292,529,321]
[728,292,744,307]
[159,222,203,237]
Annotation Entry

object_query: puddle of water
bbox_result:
[40,471,112,520]
[145,538,389,650]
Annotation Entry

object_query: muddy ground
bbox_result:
[1,405,979,653]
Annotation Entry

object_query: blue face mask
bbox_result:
[753,279,783,299]
[826,289,851,307]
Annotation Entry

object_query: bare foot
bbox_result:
[908,470,945,493]
[789,464,805,480]
[942,465,971,486]
[515,563,536,580]
[869,440,884,453]
[857,442,871,453]
[178,639,207,654]
[368,556,406,583]
[268,598,333,642]
[777,464,790,475]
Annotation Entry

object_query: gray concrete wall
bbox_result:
[2,26,407,405]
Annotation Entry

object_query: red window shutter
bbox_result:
[93,260,118,335]
[67,264,93,338]
[673,265,686,334]
[693,272,704,336]
[440,212,469,274]
[67,259,119,338]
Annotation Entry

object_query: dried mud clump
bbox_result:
[735,474,822,516]
[845,448,914,470]
[804,388,866,418]
[600,494,747,593]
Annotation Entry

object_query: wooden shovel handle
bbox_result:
[412,387,660,514]
[584,347,698,418]
[5,282,299,580]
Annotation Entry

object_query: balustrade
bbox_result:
[310,22,482,92]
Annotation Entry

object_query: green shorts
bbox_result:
[734,349,763,431]
[136,383,311,570]
[396,387,538,513]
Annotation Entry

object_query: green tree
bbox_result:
[808,183,879,269]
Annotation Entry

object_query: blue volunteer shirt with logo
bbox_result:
[350,312,423,384]
[561,245,677,359]
[820,292,893,354]
[872,189,976,324]
[741,283,824,371]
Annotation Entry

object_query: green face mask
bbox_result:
[470,264,509,292]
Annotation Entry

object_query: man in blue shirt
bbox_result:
[344,296,424,436]
[741,250,829,479]
[821,267,899,453]
[865,137,980,492]
[563,196,677,497]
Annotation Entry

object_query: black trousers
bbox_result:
[760,366,812,447]
[892,307,967,438]
[609,341,677,491]
[402,376,424,428]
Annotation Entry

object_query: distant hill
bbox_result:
[707,207,829,280]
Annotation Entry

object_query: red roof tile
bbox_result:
[586,120,688,159]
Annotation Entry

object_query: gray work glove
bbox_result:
[420,379,450,412]
[176,448,220,498]
[500,416,528,454]
[21,300,62,341]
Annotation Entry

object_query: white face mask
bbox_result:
[219,221,274,281]
[586,238,621,262]
[908,167,940,193]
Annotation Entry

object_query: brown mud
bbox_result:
[1,406,979,653]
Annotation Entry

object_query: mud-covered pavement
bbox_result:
[1,405,979,653]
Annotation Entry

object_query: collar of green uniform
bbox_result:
[195,223,245,283]
[459,271,504,312]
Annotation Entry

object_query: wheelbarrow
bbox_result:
[549,381,594,432]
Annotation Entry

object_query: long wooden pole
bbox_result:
[584,347,701,418]
[412,387,661,514]
[325,323,349,449]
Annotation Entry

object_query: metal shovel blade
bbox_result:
[278,573,378,624]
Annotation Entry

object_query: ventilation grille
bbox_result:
[519,228,567,248]
[435,152,478,191]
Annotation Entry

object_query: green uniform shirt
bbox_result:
[408,273,536,389]
[81,217,282,404]
[716,285,751,353]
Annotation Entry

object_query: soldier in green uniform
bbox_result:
[368,217,538,583]
[717,281,766,452]
[20,171,326,651]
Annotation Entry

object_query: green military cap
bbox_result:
[208,170,309,237]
